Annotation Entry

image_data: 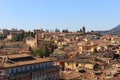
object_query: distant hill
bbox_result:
[96,24,120,35]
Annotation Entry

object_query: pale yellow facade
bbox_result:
[26,37,37,48]
[84,64,94,69]
[79,45,96,54]
[65,61,94,71]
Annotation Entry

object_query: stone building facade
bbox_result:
[0,54,59,80]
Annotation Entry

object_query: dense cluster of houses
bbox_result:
[0,27,120,79]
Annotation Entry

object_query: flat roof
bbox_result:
[0,54,51,68]
[65,58,93,64]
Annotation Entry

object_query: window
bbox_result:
[10,69,14,74]
[39,64,41,69]
[76,64,78,67]
[36,64,39,69]
[18,67,21,72]
[27,66,29,71]
[20,67,22,72]
[32,65,34,70]
[47,62,50,67]
[30,65,32,71]
[9,69,12,74]
[25,66,28,71]
[67,63,69,65]
[23,67,25,71]
[13,68,16,73]
[43,63,45,68]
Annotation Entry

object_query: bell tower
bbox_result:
[82,26,86,34]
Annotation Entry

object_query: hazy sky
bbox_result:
[0,0,120,31]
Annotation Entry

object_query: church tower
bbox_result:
[82,26,86,34]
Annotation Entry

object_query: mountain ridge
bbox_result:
[96,24,120,35]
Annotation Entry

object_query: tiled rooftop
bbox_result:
[0,54,51,68]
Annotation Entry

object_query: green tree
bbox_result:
[32,48,41,57]
[93,48,98,54]
[62,29,69,33]
[17,33,24,41]
[31,46,51,58]
[42,45,51,57]
[1,44,6,48]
